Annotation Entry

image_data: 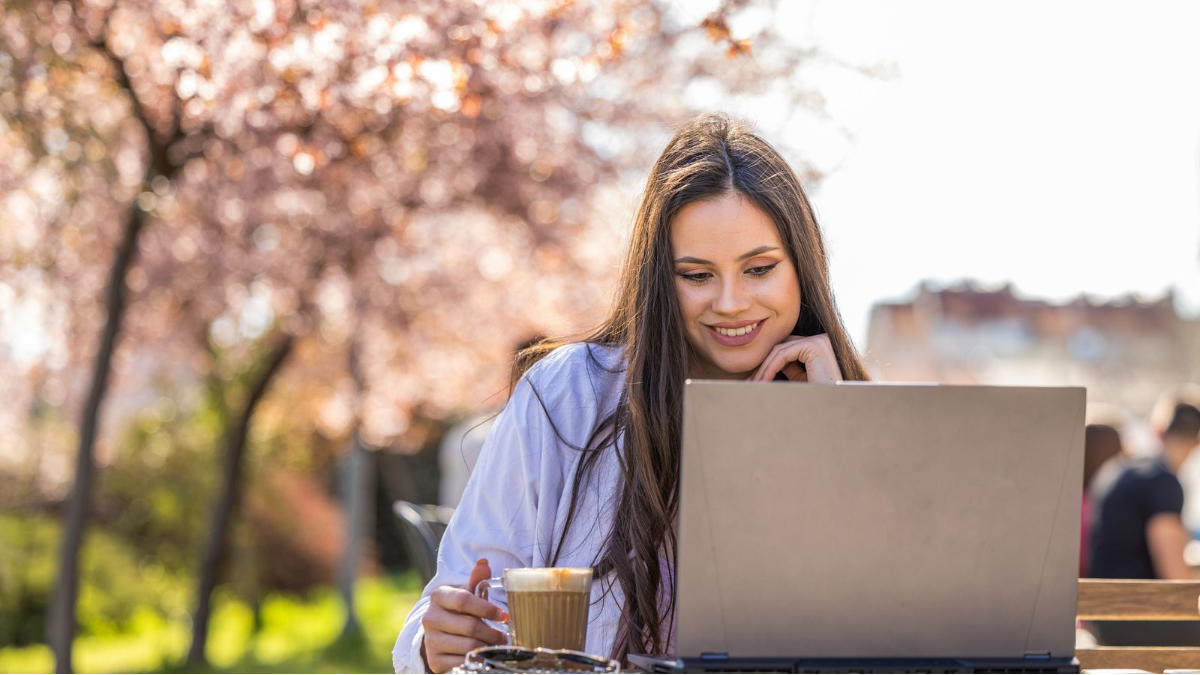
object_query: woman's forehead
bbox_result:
[669,193,782,259]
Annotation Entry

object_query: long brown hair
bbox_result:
[510,113,870,660]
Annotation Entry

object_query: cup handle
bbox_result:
[473,577,511,644]
[474,576,503,602]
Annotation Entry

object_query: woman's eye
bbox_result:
[679,264,778,283]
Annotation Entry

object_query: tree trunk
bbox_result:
[187,335,294,667]
[48,204,147,674]
[337,434,371,639]
[337,333,372,639]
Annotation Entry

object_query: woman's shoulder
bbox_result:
[525,341,626,383]
[516,341,626,429]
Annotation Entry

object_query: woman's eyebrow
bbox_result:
[672,245,780,265]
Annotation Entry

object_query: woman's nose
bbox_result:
[712,277,751,316]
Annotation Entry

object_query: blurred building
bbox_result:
[864,281,1200,418]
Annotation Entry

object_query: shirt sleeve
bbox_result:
[1143,472,1185,519]
[392,374,555,673]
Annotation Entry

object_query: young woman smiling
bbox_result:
[392,113,870,673]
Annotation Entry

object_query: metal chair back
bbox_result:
[393,501,457,585]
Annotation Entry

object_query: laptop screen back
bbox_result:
[675,381,1084,659]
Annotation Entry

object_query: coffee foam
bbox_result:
[504,567,592,592]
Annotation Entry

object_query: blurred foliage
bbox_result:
[0,384,354,651]
[0,571,422,674]
[94,375,354,596]
[96,392,222,572]
[0,514,188,647]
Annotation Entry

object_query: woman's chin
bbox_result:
[709,358,763,379]
[688,347,768,380]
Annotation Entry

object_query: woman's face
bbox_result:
[670,191,802,380]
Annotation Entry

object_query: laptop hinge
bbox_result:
[700,652,729,661]
[1024,651,1052,660]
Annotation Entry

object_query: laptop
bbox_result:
[631,381,1084,674]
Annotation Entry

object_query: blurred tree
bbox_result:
[189,333,292,665]
[335,308,370,641]
[1,0,872,669]
[7,1,213,670]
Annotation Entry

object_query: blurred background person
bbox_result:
[1172,384,1200,536]
[1080,421,1126,577]
[1087,392,1200,646]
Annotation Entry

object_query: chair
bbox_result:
[427,504,456,542]
[1076,578,1200,672]
[393,501,456,585]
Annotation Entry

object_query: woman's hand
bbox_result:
[749,333,844,383]
[421,559,509,673]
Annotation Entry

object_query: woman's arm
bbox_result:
[392,377,553,673]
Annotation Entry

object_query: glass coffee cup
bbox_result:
[474,567,593,652]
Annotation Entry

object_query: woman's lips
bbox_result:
[706,319,765,347]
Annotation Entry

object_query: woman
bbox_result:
[392,113,870,673]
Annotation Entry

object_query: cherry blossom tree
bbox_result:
[0,0,873,669]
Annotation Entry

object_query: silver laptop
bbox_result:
[668,381,1084,671]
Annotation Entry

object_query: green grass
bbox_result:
[0,573,424,674]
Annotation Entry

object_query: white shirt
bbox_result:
[393,342,631,673]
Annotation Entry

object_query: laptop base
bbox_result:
[628,654,1081,674]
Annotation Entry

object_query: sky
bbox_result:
[705,1,1200,345]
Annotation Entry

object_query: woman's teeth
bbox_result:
[713,322,758,337]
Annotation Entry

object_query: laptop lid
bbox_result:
[676,381,1085,660]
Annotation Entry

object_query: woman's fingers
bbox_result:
[759,348,794,381]
[752,334,842,383]
[781,361,808,382]
[466,558,492,598]
[422,561,511,674]
[422,592,509,674]
[425,633,494,673]
[752,335,807,381]
[800,334,841,383]
[428,633,494,653]
[432,585,508,622]
[754,339,804,381]
[424,605,508,644]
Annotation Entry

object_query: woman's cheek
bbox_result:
[764,278,800,320]
[764,275,793,299]
[676,285,707,319]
